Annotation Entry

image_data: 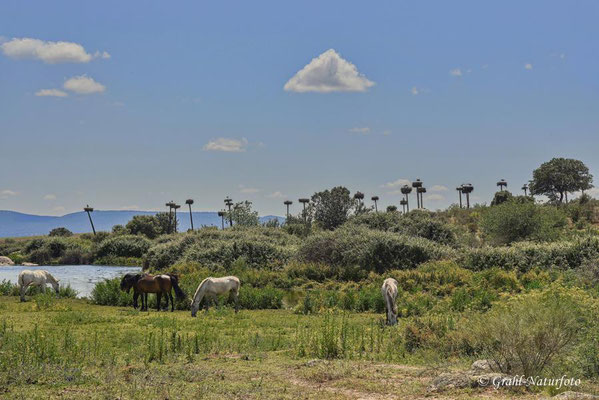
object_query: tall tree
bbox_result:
[227,201,259,226]
[311,186,356,230]
[529,158,593,204]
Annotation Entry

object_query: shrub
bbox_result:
[461,236,599,271]
[28,247,53,265]
[49,227,73,237]
[145,226,298,270]
[480,201,567,245]
[90,278,132,306]
[466,287,590,376]
[46,238,68,258]
[145,227,299,271]
[298,225,453,273]
[348,210,457,246]
[96,235,151,258]
[238,286,283,309]
[285,261,337,282]
[59,248,88,265]
[0,280,13,296]
[126,215,161,239]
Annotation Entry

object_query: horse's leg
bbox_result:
[204,293,211,312]
[169,290,174,312]
[133,291,139,309]
[156,293,162,312]
[162,290,168,311]
[143,293,147,311]
[233,290,239,313]
[20,283,28,302]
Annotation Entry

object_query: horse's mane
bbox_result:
[43,271,58,283]
[192,277,211,302]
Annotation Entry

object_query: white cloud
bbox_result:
[382,130,392,136]
[381,179,411,189]
[0,37,107,64]
[35,89,68,97]
[53,206,66,213]
[239,185,260,194]
[524,63,533,70]
[450,68,463,77]
[94,50,111,59]
[0,189,18,199]
[411,87,420,95]
[267,191,286,199]
[426,194,444,202]
[43,194,57,200]
[284,49,374,93]
[203,137,248,152]
[430,185,448,192]
[349,127,371,134]
[63,75,106,94]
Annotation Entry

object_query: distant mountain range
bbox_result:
[0,210,285,238]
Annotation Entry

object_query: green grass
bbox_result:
[1,296,598,399]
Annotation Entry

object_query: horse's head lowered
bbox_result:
[120,273,144,293]
[44,272,60,294]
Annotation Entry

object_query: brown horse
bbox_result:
[121,273,185,311]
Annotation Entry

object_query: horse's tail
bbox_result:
[168,274,186,300]
[385,287,397,316]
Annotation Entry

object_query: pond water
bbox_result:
[0,265,141,298]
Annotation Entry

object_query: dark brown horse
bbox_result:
[120,273,185,311]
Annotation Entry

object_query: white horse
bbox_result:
[381,278,398,326]
[18,269,59,302]
[190,276,240,317]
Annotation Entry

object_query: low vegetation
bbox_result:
[1,158,599,397]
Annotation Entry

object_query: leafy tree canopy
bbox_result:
[124,212,173,239]
[529,158,593,203]
[227,201,259,226]
[311,186,357,230]
[491,190,513,206]
[49,227,73,237]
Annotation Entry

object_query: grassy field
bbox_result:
[1,296,597,400]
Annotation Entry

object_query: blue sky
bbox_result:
[1,1,598,216]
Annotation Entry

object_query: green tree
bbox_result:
[154,212,173,234]
[227,201,259,226]
[111,224,127,235]
[125,215,160,239]
[311,186,356,230]
[529,158,593,204]
[48,227,73,237]
[491,190,513,206]
[125,212,172,239]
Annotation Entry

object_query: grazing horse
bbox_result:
[18,269,59,302]
[381,278,399,326]
[190,276,240,317]
[120,273,185,311]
